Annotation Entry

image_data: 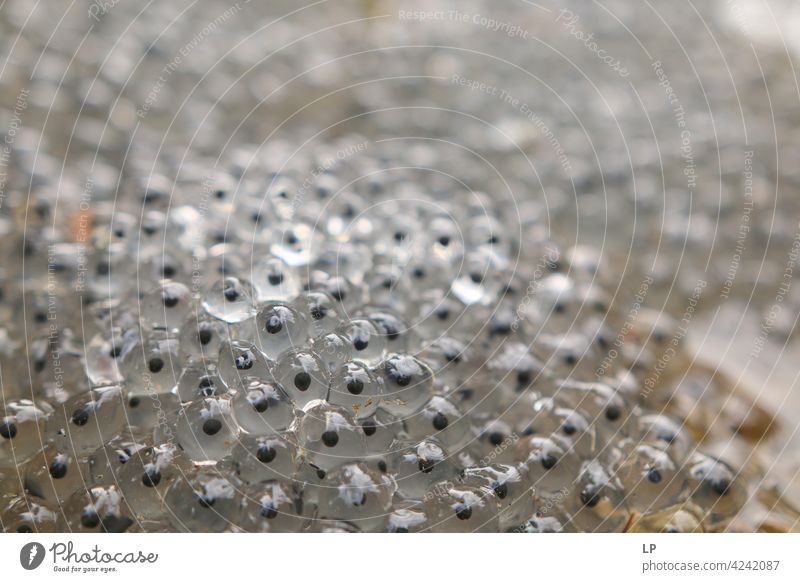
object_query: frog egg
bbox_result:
[424,482,499,532]
[297,402,366,472]
[360,411,401,457]
[164,469,241,532]
[463,464,534,531]
[230,432,301,484]
[428,215,462,257]
[308,270,357,308]
[175,397,238,462]
[365,265,411,312]
[140,281,192,332]
[58,485,136,533]
[556,379,634,439]
[451,250,509,307]
[231,379,295,436]
[125,390,180,435]
[0,400,52,469]
[564,245,606,281]
[340,319,385,365]
[526,397,596,457]
[203,276,257,323]
[46,386,126,455]
[631,309,680,350]
[418,336,474,388]
[273,349,329,408]
[564,460,629,532]
[294,291,341,336]
[120,334,182,395]
[488,341,544,396]
[515,434,582,499]
[391,438,460,501]
[252,256,300,302]
[311,332,353,373]
[254,303,309,359]
[536,332,604,380]
[615,444,688,513]
[475,420,518,464]
[272,223,321,268]
[518,514,571,533]
[451,371,511,418]
[636,414,694,464]
[116,443,186,520]
[405,396,470,450]
[531,273,581,332]
[84,440,150,487]
[217,339,273,389]
[317,462,394,532]
[387,502,428,533]
[328,361,382,419]
[22,445,84,507]
[1,497,58,533]
[378,353,434,419]
[178,312,228,362]
[144,251,188,288]
[239,480,307,532]
[414,291,465,340]
[687,453,745,530]
[177,364,227,402]
[367,310,411,353]
[85,331,131,386]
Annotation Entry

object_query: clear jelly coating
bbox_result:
[0,0,774,531]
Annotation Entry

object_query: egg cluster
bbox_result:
[0,131,746,532]
[4,0,792,532]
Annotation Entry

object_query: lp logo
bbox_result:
[20,542,46,570]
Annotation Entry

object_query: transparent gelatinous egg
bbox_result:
[140,281,192,332]
[203,276,257,323]
[240,480,307,532]
[328,361,383,419]
[175,397,238,462]
[378,353,434,419]
[297,402,366,472]
[272,349,329,409]
[317,463,394,532]
[229,432,301,484]
[423,482,499,532]
[164,469,241,532]
[231,379,295,436]
[255,303,309,359]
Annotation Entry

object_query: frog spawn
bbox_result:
[0,115,751,534]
